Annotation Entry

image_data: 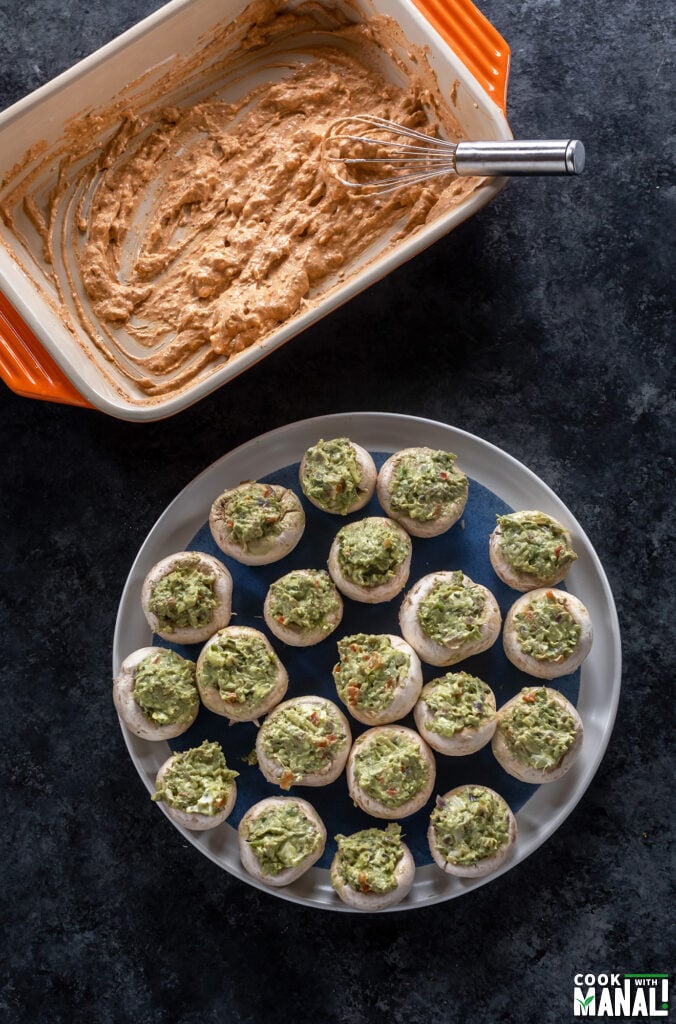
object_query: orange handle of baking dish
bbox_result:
[0,0,509,409]
[410,0,510,114]
[0,292,92,408]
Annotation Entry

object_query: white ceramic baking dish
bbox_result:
[0,0,511,418]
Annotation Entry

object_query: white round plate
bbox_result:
[113,412,621,911]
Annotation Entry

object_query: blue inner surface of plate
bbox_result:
[158,453,580,868]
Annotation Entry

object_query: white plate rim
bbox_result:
[112,411,622,911]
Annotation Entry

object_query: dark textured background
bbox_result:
[0,0,673,1021]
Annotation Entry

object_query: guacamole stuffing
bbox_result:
[514,591,581,662]
[333,824,404,895]
[336,519,410,588]
[333,634,410,714]
[260,702,347,788]
[152,740,238,814]
[267,570,341,633]
[353,731,430,809]
[417,571,486,647]
[422,672,495,737]
[199,632,279,707]
[133,649,199,726]
[148,561,217,632]
[497,511,577,579]
[389,448,468,522]
[301,437,363,514]
[498,687,578,771]
[430,786,510,867]
[244,802,322,876]
[217,483,291,550]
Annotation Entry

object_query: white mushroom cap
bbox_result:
[333,634,423,726]
[398,571,501,666]
[263,569,343,647]
[330,833,415,910]
[328,517,412,604]
[209,482,305,566]
[489,510,577,591]
[413,674,497,756]
[491,686,584,783]
[427,785,517,878]
[141,551,232,645]
[299,439,377,515]
[154,753,237,831]
[376,447,468,538]
[502,588,593,679]
[238,796,327,887]
[256,695,352,789]
[113,646,199,740]
[346,725,436,819]
[195,625,288,722]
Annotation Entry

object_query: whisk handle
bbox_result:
[455,139,585,176]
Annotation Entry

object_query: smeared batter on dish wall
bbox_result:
[0,0,481,401]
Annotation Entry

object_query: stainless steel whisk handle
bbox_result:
[455,139,585,176]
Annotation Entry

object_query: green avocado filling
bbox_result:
[199,633,279,708]
[148,561,217,633]
[333,634,410,714]
[152,740,238,814]
[217,483,288,549]
[422,672,495,737]
[260,702,347,788]
[333,824,404,895]
[497,511,577,579]
[133,649,199,727]
[353,732,430,809]
[267,570,341,633]
[336,519,410,588]
[498,687,578,771]
[244,802,322,876]
[514,591,581,662]
[417,571,486,647]
[430,786,510,866]
[301,437,363,514]
[389,449,468,522]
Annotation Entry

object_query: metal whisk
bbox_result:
[323,115,585,195]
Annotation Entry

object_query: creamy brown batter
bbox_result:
[0,0,482,402]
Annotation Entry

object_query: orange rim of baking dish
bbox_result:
[411,0,510,114]
[0,292,92,407]
[0,0,510,410]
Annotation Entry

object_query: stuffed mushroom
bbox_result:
[209,481,305,565]
[196,626,288,722]
[399,570,501,666]
[489,510,578,591]
[141,551,233,645]
[413,671,497,756]
[299,437,376,515]
[332,633,423,726]
[502,588,592,679]
[346,725,436,819]
[256,695,352,790]
[238,796,326,886]
[263,569,343,646]
[492,685,584,783]
[428,785,517,877]
[113,646,199,740]
[377,447,468,538]
[330,823,415,910]
[152,740,238,831]
[328,517,412,604]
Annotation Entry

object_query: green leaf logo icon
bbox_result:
[576,996,595,1008]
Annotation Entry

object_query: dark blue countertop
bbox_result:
[0,1,672,1021]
